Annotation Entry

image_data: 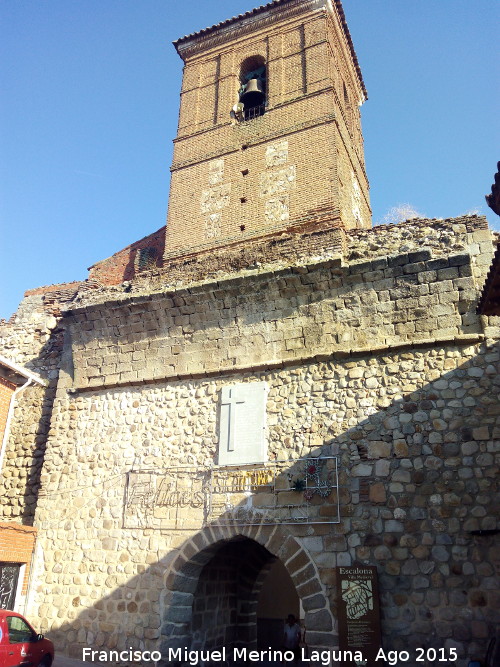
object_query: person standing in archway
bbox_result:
[283,614,301,665]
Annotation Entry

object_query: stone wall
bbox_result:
[74,215,489,312]
[24,219,499,665]
[31,339,499,664]
[0,294,63,523]
[63,219,491,391]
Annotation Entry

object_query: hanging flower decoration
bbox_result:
[303,489,314,501]
[303,458,332,498]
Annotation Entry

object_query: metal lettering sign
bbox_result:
[336,565,382,667]
[123,457,339,530]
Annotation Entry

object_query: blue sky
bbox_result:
[1,0,498,320]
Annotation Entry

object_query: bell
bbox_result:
[240,78,265,108]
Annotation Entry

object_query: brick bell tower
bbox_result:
[164,0,370,261]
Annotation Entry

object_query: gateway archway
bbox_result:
[257,558,300,649]
[161,523,333,655]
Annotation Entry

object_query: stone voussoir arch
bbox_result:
[160,516,335,653]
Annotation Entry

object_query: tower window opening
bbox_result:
[235,56,267,122]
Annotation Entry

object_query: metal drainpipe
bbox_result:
[0,377,33,476]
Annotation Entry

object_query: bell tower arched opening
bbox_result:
[238,55,266,121]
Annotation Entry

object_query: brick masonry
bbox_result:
[165,0,370,260]
[88,227,165,286]
[0,522,37,595]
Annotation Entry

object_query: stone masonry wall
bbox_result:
[0,294,63,523]
[31,341,499,664]
[26,221,499,665]
[64,220,491,391]
[78,216,489,313]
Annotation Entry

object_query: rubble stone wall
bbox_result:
[25,221,499,665]
[31,340,499,664]
[0,294,62,523]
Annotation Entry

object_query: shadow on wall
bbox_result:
[87,228,165,286]
[0,326,64,526]
[32,345,500,666]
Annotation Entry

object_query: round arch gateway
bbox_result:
[160,523,334,655]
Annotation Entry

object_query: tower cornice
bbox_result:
[173,0,366,100]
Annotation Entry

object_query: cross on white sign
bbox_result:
[218,382,268,465]
[223,387,245,452]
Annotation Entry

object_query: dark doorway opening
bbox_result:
[257,558,300,649]
[189,537,299,652]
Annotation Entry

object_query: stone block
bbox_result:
[305,631,337,647]
[385,520,404,532]
[296,576,322,598]
[302,593,327,612]
[369,482,386,503]
[375,460,391,476]
[287,549,311,575]
[305,608,332,631]
[352,463,373,476]
[409,250,432,262]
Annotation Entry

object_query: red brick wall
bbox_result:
[165,4,370,260]
[88,227,165,286]
[0,522,37,595]
[24,281,82,297]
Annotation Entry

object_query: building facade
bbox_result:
[0,355,45,613]
[0,1,498,666]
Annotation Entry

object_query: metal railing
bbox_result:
[243,104,265,121]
